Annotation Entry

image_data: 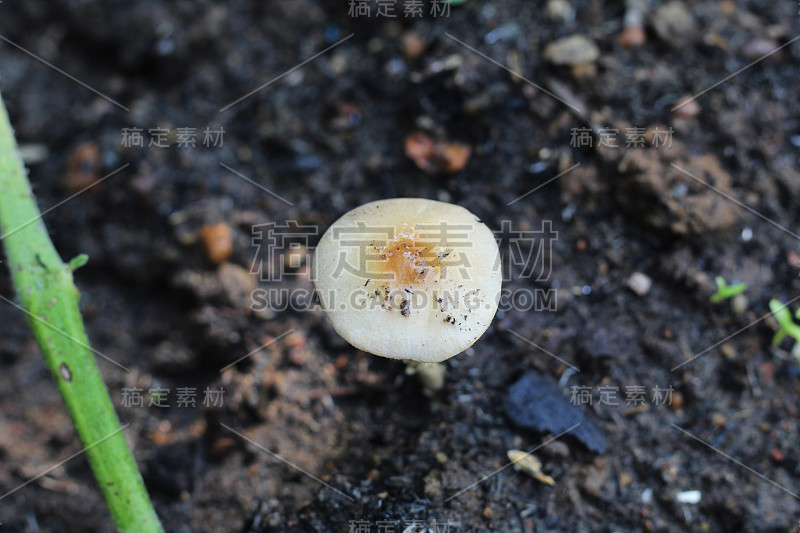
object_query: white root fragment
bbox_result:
[507,449,556,486]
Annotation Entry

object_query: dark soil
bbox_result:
[2,1,800,532]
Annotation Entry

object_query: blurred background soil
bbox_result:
[1,1,800,531]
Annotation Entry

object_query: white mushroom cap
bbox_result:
[313,198,502,363]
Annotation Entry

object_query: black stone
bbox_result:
[505,371,607,453]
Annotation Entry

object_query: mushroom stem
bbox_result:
[405,361,446,394]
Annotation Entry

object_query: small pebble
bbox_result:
[65,141,101,191]
[151,431,169,446]
[542,440,570,460]
[655,457,680,484]
[760,361,775,381]
[580,458,611,497]
[218,262,257,309]
[402,32,425,59]
[129,172,159,197]
[651,2,697,44]
[404,131,471,174]
[210,437,236,459]
[720,342,736,359]
[284,331,306,348]
[669,391,684,411]
[676,490,702,504]
[529,160,549,173]
[544,35,600,66]
[787,250,800,269]
[484,22,520,45]
[283,244,307,270]
[730,293,748,315]
[673,96,700,118]
[741,38,778,62]
[18,143,49,165]
[618,26,646,48]
[442,143,471,173]
[627,272,652,296]
[200,223,234,264]
[545,0,574,22]
[720,0,735,14]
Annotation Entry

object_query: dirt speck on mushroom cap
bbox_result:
[313,198,502,363]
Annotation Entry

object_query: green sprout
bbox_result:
[68,253,90,271]
[769,299,800,347]
[710,276,747,303]
[0,92,163,532]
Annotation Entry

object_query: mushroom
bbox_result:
[313,198,501,364]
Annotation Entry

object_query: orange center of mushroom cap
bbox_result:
[374,229,444,287]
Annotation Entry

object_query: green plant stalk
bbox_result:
[0,93,163,532]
